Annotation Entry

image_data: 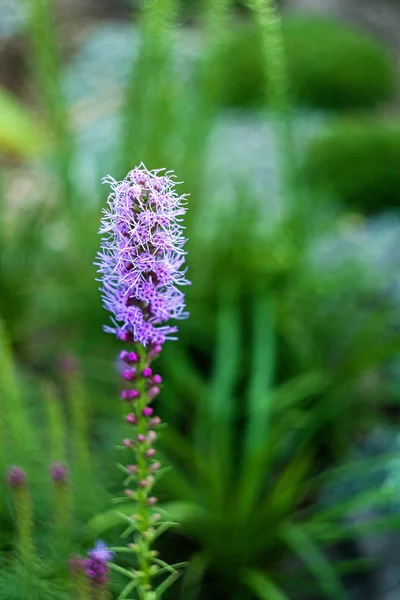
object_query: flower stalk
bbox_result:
[6,467,35,589]
[95,164,189,598]
[50,462,72,553]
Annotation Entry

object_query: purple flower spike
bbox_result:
[7,466,27,488]
[85,541,114,588]
[49,462,69,484]
[96,164,190,347]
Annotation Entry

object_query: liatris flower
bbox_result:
[84,541,113,589]
[96,164,189,597]
[96,163,189,346]
[49,461,69,484]
[7,466,27,488]
[6,466,34,572]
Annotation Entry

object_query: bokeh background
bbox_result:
[2,0,400,598]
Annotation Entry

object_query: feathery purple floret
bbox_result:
[96,163,190,347]
[84,541,113,588]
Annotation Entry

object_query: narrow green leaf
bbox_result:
[310,487,395,524]
[155,570,182,598]
[242,568,289,600]
[118,578,139,600]
[179,552,209,600]
[282,524,348,600]
[109,563,136,580]
[244,294,275,456]
[204,281,241,505]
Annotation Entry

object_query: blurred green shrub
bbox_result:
[217,16,395,110]
[303,119,400,213]
[0,86,46,158]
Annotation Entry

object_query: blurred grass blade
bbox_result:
[26,0,75,206]
[0,319,32,464]
[309,487,395,524]
[121,0,179,172]
[308,514,400,543]
[64,365,101,519]
[242,569,289,600]
[244,294,275,456]
[282,524,349,600]
[43,381,66,462]
[201,280,240,505]
[179,552,209,600]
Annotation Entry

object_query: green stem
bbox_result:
[134,345,152,595]
[12,486,35,574]
[53,482,72,554]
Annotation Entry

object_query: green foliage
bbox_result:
[217,16,395,110]
[303,118,400,213]
[91,332,398,599]
[0,86,46,158]
[0,0,399,597]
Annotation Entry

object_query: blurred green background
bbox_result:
[2,0,400,598]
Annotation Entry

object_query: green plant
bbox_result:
[0,320,114,598]
[216,16,395,110]
[303,118,400,213]
[90,292,399,600]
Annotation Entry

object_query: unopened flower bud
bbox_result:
[152,374,162,385]
[142,367,152,378]
[149,345,162,359]
[6,466,27,488]
[123,368,137,381]
[146,448,156,458]
[142,407,153,417]
[119,350,130,362]
[49,462,69,484]
[126,413,137,424]
[147,430,157,442]
[148,386,160,400]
